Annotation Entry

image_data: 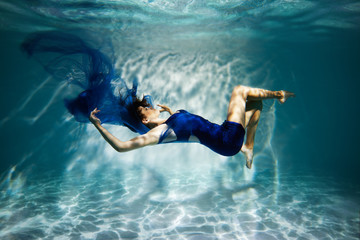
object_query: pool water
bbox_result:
[0,1,359,239]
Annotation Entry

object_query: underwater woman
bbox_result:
[89,86,295,169]
[21,31,295,169]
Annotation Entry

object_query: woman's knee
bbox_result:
[232,85,249,98]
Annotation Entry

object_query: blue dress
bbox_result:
[159,110,245,156]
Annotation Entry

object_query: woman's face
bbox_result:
[137,106,160,121]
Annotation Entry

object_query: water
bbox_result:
[0,0,359,239]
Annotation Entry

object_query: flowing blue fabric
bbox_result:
[22,31,150,134]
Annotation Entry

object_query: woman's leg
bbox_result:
[227,85,294,126]
[227,85,294,168]
[242,100,262,169]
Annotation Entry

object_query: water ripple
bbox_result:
[0,170,358,239]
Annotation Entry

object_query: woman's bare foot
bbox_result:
[279,90,295,104]
[241,145,254,169]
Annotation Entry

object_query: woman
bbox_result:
[89,85,295,169]
[21,31,294,168]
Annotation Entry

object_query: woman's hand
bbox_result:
[158,104,174,115]
[89,108,101,126]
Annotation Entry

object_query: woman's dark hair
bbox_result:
[116,94,152,133]
[132,96,151,119]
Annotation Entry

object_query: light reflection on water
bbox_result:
[1,0,360,239]
[1,165,359,239]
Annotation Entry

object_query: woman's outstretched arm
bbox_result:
[89,108,160,152]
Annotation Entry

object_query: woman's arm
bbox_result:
[89,108,160,152]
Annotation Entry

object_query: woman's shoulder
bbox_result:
[165,109,187,122]
[175,109,188,114]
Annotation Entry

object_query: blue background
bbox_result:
[0,1,359,239]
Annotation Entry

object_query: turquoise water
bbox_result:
[0,0,359,239]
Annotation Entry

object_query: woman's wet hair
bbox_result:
[133,96,151,119]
